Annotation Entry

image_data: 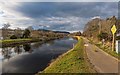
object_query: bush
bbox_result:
[97,32,108,41]
[10,35,17,39]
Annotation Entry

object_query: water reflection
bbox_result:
[1,44,32,60]
[2,48,12,60]
[14,46,22,54]
[1,38,77,73]
[23,44,32,53]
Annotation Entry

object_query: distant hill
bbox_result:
[53,31,70,34]
[38,29,51,32]
[83,16,120,40]
[38,29,70,34]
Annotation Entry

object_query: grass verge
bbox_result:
[88,38,120,59]
[38,37,94,73]
[0,39,32,43]
[0,38,39,48]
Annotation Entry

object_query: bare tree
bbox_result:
[2,23,11,39]
[2,23,11,29]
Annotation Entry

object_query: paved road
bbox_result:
[83,37,119,73]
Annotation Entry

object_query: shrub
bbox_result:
[10,35,17,39]
[97,32,108,41]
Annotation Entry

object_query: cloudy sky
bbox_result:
[0,0,119,32]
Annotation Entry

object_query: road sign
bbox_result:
[111,25,117,34]
[111,25,117,51]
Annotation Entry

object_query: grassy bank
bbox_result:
[0,36,65,48]
[0,39,32,43]
[38,37,93,73]
[0,38,42,48]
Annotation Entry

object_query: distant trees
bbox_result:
[75,31,82,36]
[14,27,23,38]
[70,31,81,36]
[22,29,31,38]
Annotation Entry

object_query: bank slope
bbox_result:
[38,37,93,73]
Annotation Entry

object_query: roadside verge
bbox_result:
[37,36,95,74]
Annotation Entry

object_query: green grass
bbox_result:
[0,39,32,44]
[38,37,93,73]
[0,39,33,48]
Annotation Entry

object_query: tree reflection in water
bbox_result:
[23,44,32,53]
[2,48,12,60]
[14,46,22,54]
[1,44,33,60]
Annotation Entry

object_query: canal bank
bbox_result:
[1,37,65,48]
[38,36,94,73]
[1,39,36,48]
[1,37,77,74]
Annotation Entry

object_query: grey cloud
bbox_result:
[2,2,118,32]
[14,2,118,18]
[31,16,89,31]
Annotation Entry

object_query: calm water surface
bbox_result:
[0,37,77,74]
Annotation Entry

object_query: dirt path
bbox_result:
[83,37,119,73]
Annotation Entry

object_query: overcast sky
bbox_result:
[0,0,119,32]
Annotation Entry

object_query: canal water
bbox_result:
[0,37,77,74]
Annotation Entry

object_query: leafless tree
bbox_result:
[2,23,11,29]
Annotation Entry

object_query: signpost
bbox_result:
[111,25,117,51]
